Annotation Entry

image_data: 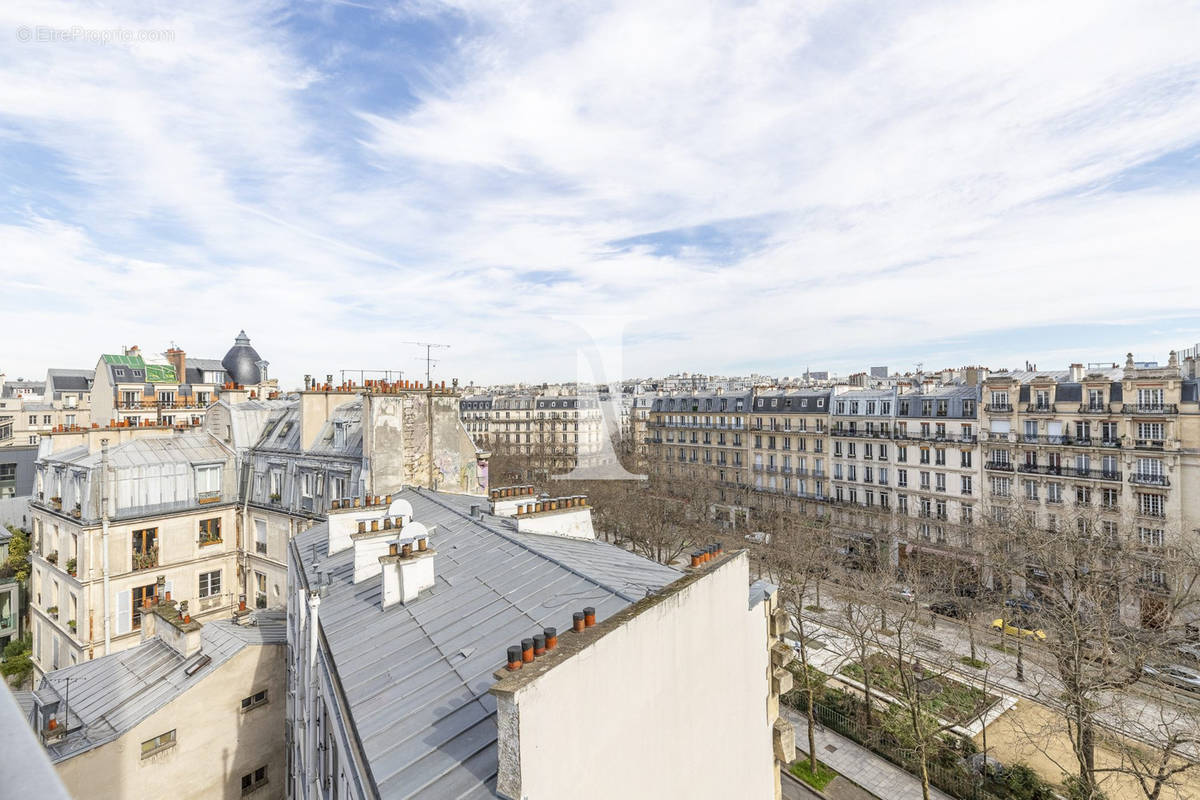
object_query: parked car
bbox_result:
[1004,598,1042,616]
[744,531,771,545]
[992,618,1046,640]
[1143,663,1200,693]
[929,600,964,618]
[889,586,915,604]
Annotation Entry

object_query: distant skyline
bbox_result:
[3,1,1200,386]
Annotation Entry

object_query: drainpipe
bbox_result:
[307,590,321,797]
[100,439,111,655]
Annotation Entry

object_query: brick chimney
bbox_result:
[165,347,187,382]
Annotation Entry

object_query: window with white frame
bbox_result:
[199,569,221,599]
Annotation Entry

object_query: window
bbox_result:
[1139,527,1164,547]
[935,448,946,466]
[1138,493,1165,518]
[897,445,907,463]
[1101,488,1119,508]
[960,450,972,468]
[132,528,158,570]
[241,689,268,711]
[919,448,930,465]
[141,729,176,758]
[962,399,975,416]
[1047,483,1063,503]
[878,444,888,460]
[1024,480,1039,500]
[199,570,221,599]
[199,518,221,544]
[241,765,268,795]
[1076,486,1092,506]
[1137,388,1164,409]
[961,475,973,495]
[132,583,157,629]
[255,571,267,608]
[196,464,222,501]
[898,494,908,513]
[897,469,908,488]
[991,477,1011,497]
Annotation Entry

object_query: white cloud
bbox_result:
[2,0,1200,385]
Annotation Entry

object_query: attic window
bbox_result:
[114,369,125,377]
[277,421,293,439]
[333,422,346,449]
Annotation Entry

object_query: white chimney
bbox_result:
[328,495,395,556]
[1069,363,1084,382]
[381,535,436,607]
[514,496,596,540]
[353,518,424,584]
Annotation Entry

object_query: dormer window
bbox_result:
[333,422,346,449]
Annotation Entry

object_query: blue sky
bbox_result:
[2,0,1200,387]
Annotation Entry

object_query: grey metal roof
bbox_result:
[1,381,45,399]
[752,390,831,414]
[293,487,681,799]
[35,613,285,762]
[45,370,94,398]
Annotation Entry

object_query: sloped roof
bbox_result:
[42,432,229,470]
[45,370,94,398]
[292,487,681,799]
[35,613,285,762]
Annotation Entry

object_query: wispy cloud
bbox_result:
[2,0,1200,384]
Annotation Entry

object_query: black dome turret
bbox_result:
[222,330,264,385]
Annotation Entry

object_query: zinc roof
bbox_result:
[292,488,681,798]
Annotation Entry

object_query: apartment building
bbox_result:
[646,390,753,523]
[892,385,981,584]
[748,390,831,508]
[28,608,286,800]
[90,332,275,429]
[0,370,94,448]
[288,487,793,800]
[27,432,242,675]
[463,390,608,473]
[981,353,1200,626]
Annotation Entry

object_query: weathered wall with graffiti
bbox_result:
[364,392,487,497]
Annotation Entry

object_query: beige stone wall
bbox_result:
[30,504,241,672]
[55,643,287,800]
[364,392,485,496]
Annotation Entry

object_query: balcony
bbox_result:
[1129,473,1170,487]
[1018,464,1122,482]
[1024,404,1056,414]
[1134,439,1165,450]
[1122,404,1178,415]
[893,431,977,444]
[197,491,221,505]
[132,547,159,571]
[831,428,892,439]
[985,461,1014,472]
[984,404,1013,413]
[1078,404,1111,414]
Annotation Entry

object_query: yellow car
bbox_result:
[992,618,1046,640]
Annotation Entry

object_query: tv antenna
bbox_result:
[402,341,450,388]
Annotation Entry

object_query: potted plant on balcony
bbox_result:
[45,550,58,565]
[47,606,58,620]
[133,545,158,571]
[50,496,62,511]
[71,503,81,519]
[66,558,76,577]
[68,620,77,634]
[269,492,281,504]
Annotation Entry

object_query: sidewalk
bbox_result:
[783,706,954,800]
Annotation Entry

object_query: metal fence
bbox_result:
[807,699,1009,800]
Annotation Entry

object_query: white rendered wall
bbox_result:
[496,552,774,799]
[514,508,595,540]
